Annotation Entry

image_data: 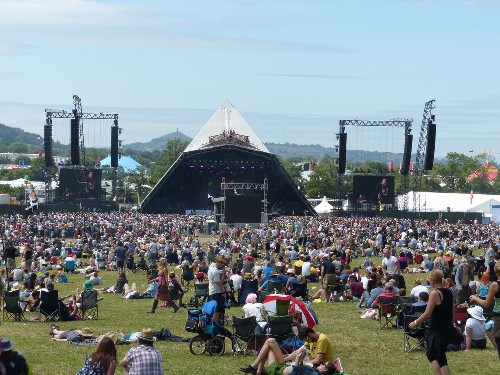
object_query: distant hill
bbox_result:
[0,123,439,163]
[123,130,191,151]
[0,123,42,144]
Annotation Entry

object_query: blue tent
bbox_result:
[100,155,141,172]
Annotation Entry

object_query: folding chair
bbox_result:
[3,291,25,322]
[267,281,283,295]
[266,315,298,354]
[402,304,427,352]
[39,290,61,322]
[289,283,308,300]
[231,316,258,355]
[378,297,400,329]
[275,299,290,317]
[454,306,468,327]
[188,283,209,307]
[80,289,99,320]
[181,267,195,287]
[327,283,345,302]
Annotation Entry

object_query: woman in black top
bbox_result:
[409,269,453,375]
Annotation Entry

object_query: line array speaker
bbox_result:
[338,133,347,174]
[401,134,413,175]
[70,118,80,165]
[44,124,54,167]
[425,122,436,170]
[111,126,119,168]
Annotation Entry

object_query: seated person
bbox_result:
[285,327,335,367]
[345,275,364,302]
[168,271,186,307]
[242,293,268,334]
[239,338,338,375]
[140,276,158,298]
[413,291,429,308]
[285,269,300,293]
[463,306,490,351]
[258,270,284,295]
[370,281,399,309]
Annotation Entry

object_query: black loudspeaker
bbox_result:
[44,124,54,167]
[425,122,436,170]
[70,118,80,166]
[401,134,413,175]
[111,126,119,168]
[338,133,347,174]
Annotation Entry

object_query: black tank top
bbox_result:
[430,287,453,331]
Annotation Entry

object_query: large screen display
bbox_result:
[225,195,262,223]
[58,168,101,200]
[352,175,395,205]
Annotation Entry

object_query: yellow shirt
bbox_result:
[310,333,334,363]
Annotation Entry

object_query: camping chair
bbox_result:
[378,296,400,329]
[64,259,76,273]
[267,281,284,295]
[80,289,99,320]
[3,291,25,322]
[289,283,308,300]
[401,304,428,352]
[231,316,258,355]
[266,315,298,354]
[188,283,209,308]
[39,290,61,322]
[275,299,291,317]
[454,306,468,328]
[181,266,195,287]
[327,283,345,302]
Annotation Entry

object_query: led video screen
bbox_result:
[58,168,101,200]
[352,175,395,205]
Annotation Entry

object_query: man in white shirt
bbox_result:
[230,270,243,293]
[382,248,399,279]
[410,279,429,298]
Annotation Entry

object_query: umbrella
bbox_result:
[262,294,317,328]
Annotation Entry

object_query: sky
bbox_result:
[0,0,499,159]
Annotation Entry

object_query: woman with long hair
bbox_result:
[409,269,454,375]
[147,258,179,313]
[76,337,117,375]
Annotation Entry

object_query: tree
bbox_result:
[279,158,304,190]
[149,138,189,184]
[304,156,339,198]
[433,152,481,193]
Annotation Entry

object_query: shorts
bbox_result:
[6,258,16,270]
[264,361,288,375]
[426,329,448,367]
[116,260,125,268]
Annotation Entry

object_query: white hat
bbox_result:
[467,306,485,321]
[11,282,21,291]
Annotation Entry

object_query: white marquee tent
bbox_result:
[314,196,333,215]
[397,191,500,216]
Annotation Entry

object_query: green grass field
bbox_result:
[2,254,498,374]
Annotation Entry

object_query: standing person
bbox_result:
[455,258,475,304]
[120,328,163,375]
[409,269,454,375]
[382,248,399,280]
[76,337,117,375]
[208,255,228,324]
[470,261,500,359]
[114,241,127,275]
[147,258,178,313]
[22,244,33,272]
[4,241,18,275]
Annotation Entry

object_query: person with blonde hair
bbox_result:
[470,261,500,359]
[409,269,454,375]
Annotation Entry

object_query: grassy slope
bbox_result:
[1,246,498,374]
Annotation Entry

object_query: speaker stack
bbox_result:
[425,116,436,170]
[70,118,80,165]
[338,133,347,174]
[44,123,54,167]
[111,125,119,168]
[401,134,413,175]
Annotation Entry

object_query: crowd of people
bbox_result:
[1,211,500,374]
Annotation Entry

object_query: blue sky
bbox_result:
[0,0,499,158]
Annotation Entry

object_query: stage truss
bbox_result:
[336,119,413,211]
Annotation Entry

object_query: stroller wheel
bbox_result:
[208,336,225,356]
[189,335,207,355]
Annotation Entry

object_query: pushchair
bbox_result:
[184,300,231,355]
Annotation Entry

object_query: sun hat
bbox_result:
[138,328,155,342]
[244,273,253,280]
[286,269,295,275]
[0,338,14,352]
[467,306,485,321]
[216,255,228,266]
[11,282,21,291]
[80,327,94,337]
